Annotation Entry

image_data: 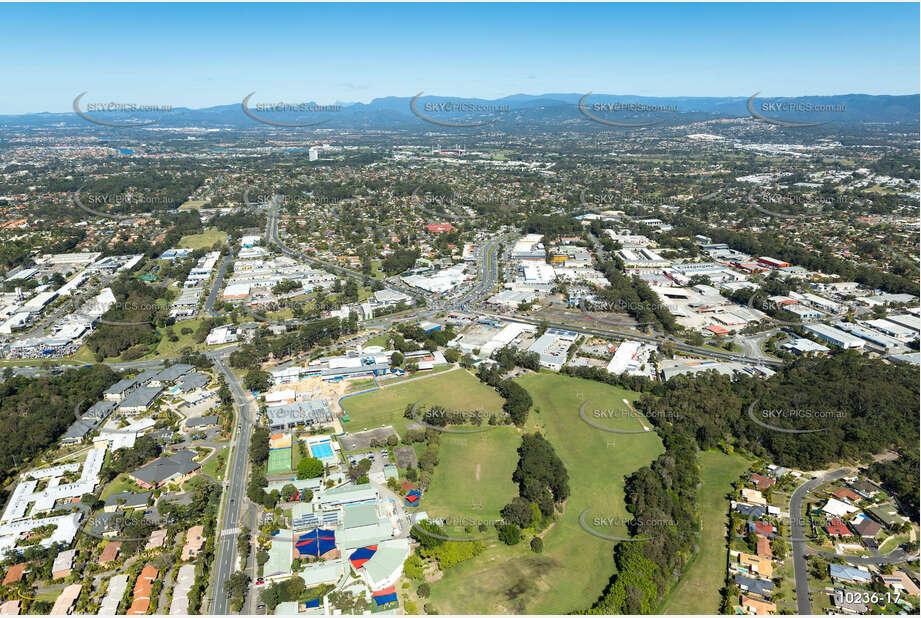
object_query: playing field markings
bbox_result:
[623,399,651,432]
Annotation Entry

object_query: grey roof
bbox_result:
[105,377,140,396]
[84,400,117,419]
[134,369,162,384]
[321,363,389,378]
[118,386,162,410]
[266,401,332,427]
[104,491,151,509]
[178,372,209,392]
[734,503,766,518]
[186,415,219,428]
[155,364,193,383]
[131,450,200,485]
[91,511,119,536]
[734,574,773,596]
[62,418,102,442]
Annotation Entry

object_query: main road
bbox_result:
[208,350,258,614]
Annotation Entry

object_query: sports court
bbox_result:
[267,447,292,475]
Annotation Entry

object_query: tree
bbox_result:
[530,537,543,553]
[297,457,324,480]
[243,369,271,392]
[500,497,533,528]
[281,484,298,502]
[497,523,521,545]
[390,351,404,368]
[416,583,430,598]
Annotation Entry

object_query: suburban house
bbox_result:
[104,491,152,513]
[181,525,206,562]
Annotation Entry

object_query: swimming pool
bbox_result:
[311,442,334,459]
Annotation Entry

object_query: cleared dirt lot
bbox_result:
[339,426,399,451]
[393,445,419,470]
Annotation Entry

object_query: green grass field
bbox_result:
[339,370,505,436]
[178,228,227,249]
[425,373,664,614]
[100,474,141,501]
[658,450,752,614]
[422,426,521,524]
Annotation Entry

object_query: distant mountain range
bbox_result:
[2,93,917,130]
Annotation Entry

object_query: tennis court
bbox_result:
[267,447,292,474]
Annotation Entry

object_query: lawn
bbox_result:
[363,332,391,348]
[100,474,140,501]
[425,373,664,614]
[202,446,228,481]
[658,450,753,614]
[178,228,227,249]
[422,426,521,525]
[339,369,504,436]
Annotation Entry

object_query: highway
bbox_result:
[208,350,257,615]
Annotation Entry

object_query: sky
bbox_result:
[1,2,918,114]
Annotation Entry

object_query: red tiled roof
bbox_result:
[826,518,850,536]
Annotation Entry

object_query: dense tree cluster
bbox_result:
[595,260,678,332]
[568,351,919,510]
[507,433,570,518]
[476,365,533,426]
[581,432,700,614]
[382,248,420,275]
[228,317,347,368]
[0,365,118,489]
[868,450,919,518]
[85,277,172,360]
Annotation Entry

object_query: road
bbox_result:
[788,470,848,614]
[788,465,918,615]
[204,254,232,317]
[208,351,257,615]
[734,331,777,360]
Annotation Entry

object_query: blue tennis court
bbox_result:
[311,442,334,458]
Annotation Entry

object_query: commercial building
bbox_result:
[527,328,579,371]
[802,324,866,349]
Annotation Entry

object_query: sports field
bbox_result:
[178,228,227,249]
[426,373,664,614]
[338,369,505,436]
[267,448,292,475]
[422,426,521,525]
[659,450,752,614]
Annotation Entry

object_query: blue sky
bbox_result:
[2,3,918,113]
